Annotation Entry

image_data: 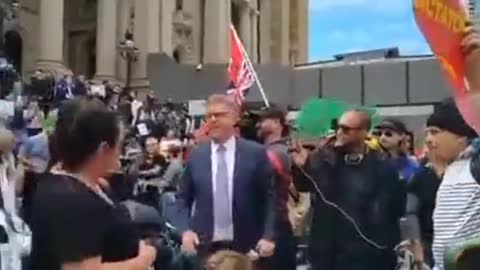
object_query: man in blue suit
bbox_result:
[178,94,276,259]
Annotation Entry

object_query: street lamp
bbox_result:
[118,31,139,97]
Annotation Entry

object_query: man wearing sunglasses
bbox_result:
[291,110,405,270]
[374,119,419,183]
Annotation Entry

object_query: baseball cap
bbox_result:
[375,118,408,134]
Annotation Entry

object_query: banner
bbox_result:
[413,0,469,95]
[413,0,480,134]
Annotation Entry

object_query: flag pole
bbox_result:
[229,24,270,108]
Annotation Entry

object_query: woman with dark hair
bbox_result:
[30,97,156,270]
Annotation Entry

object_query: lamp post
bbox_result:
[118,31,139,97]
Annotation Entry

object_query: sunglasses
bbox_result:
[372,130,394,137]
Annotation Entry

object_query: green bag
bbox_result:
[444,236,480,270]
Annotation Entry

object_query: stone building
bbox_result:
[5,0,308,90]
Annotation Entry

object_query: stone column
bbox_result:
[37,0,65,70]
[297,0,309,64]
[159,0,175,55]
[250,0,259,62]
[184,0,202,64]
[115,0,132,81]
[270,0,290,65]
[95,0,118,80]
[131,0,172,92]
[239,3,251,56]
[203,0,230,64]
[258,0,271,63]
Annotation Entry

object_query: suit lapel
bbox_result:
[203,142,212,198]
[233,138,243,208]
[200,143,213,233]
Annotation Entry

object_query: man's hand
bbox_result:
[290,140,308,167]
[255,239,275,257]
[411,240,425,264]
[137,240,157,269]
[181,230,199,252]
[462,27,480,92]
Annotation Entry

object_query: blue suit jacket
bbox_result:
[177,137,276,252]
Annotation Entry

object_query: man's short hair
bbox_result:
[260,107,286,125]
[259,107,289,135]
[206,94,240,113]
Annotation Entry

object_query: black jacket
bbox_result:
[293,147,405,270]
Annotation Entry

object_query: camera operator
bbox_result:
[291,109,405,270]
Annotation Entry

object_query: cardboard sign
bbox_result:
[136,123,149,136]
[0,100,14,118]
[188,100,206,116]
[413,0,469,95]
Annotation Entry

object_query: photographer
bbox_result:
[291,109,405,270]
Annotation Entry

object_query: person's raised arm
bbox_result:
[463,27,480,92]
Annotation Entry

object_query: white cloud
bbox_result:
[310,0,410,15]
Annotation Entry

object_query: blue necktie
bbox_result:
[214,145,233,240]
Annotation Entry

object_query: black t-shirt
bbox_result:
[30,174,139,270]
[407,165,441,242]
[21,171,43,226]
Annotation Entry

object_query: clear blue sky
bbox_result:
[308,0,432,61]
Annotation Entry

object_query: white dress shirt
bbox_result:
[211,136,236,240]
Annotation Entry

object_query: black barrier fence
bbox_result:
[148,53,451,109]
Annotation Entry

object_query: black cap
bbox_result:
[376,118,408,134]
[427,98,477,139]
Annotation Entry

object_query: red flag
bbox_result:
[413,0,480,134]
[227,24,255,104]
[195,25,257,142]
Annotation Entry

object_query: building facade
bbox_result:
[4,0,308,89]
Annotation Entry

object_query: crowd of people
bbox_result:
[0,24,476,270]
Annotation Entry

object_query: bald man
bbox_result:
[291,110,405,270]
